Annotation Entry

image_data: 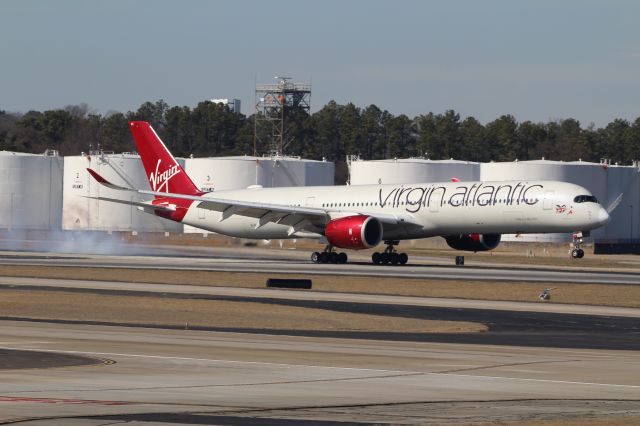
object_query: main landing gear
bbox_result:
[311,245,348,264]
[372,240,408,266]
[571,232,585,259]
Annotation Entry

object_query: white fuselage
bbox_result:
[175,180,608,241]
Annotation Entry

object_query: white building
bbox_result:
[210,98,241,114]
[62,153,183,233]
[349,158,480,185]
[0,151,63,230]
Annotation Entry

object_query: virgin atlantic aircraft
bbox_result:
[86,121,610,265]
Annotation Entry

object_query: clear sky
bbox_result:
[1,0,638,126]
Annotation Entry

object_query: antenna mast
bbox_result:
[254,76,311,156]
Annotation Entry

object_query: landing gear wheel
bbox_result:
[312,244,346,265]
[571,248,584,259]
[570,232,587,259]
[372,241,407,266]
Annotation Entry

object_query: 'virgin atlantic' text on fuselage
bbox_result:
[378,183,545,213]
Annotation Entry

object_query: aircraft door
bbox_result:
[428,187,445,213]
[543,191,555,210]
[305,196,316,207]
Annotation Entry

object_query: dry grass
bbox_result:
[478,416,639,425]
[0,290,485,333]
[1,265,639,308]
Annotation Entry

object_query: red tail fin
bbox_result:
[129,121,199,195]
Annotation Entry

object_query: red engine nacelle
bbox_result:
[325,215,383,250]
[444,233,501,252]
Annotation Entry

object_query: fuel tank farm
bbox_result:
[349,158,480,185]
[62,153,184,233]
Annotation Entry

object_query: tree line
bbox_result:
[1,99,638,171]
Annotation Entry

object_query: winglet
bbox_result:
[606,192,623,214]
[86,168,134,191]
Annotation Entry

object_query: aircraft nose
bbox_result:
[598,207,610,225]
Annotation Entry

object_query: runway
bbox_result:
[0,247,639,424]
[1,248,640,285]
[1,321,639,425]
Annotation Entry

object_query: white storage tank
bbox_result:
[185,155,334,192]
[62,153,184,233]
[0,151,63,230]
[350,158,480,185]
[480,160,609,242]
[183,155,334,233]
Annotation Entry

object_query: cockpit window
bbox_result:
[574,195,598,203]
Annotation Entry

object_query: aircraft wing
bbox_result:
[142,188,420,230]
[189,196,420,230]
[86,168,421,230]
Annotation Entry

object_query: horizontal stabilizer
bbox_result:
[83,196,175,213]
[86,168,135,191]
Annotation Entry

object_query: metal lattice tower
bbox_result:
[254,76,311,156]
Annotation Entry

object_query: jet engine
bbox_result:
[444,233,501,252]
[325,215,383,250]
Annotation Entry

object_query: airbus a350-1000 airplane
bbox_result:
[87,121,610,265]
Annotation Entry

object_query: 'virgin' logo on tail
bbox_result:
[149,159,181,192]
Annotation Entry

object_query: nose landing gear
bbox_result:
[570,232,585,259]
[372,240,408,265]
[311,245,348,264]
